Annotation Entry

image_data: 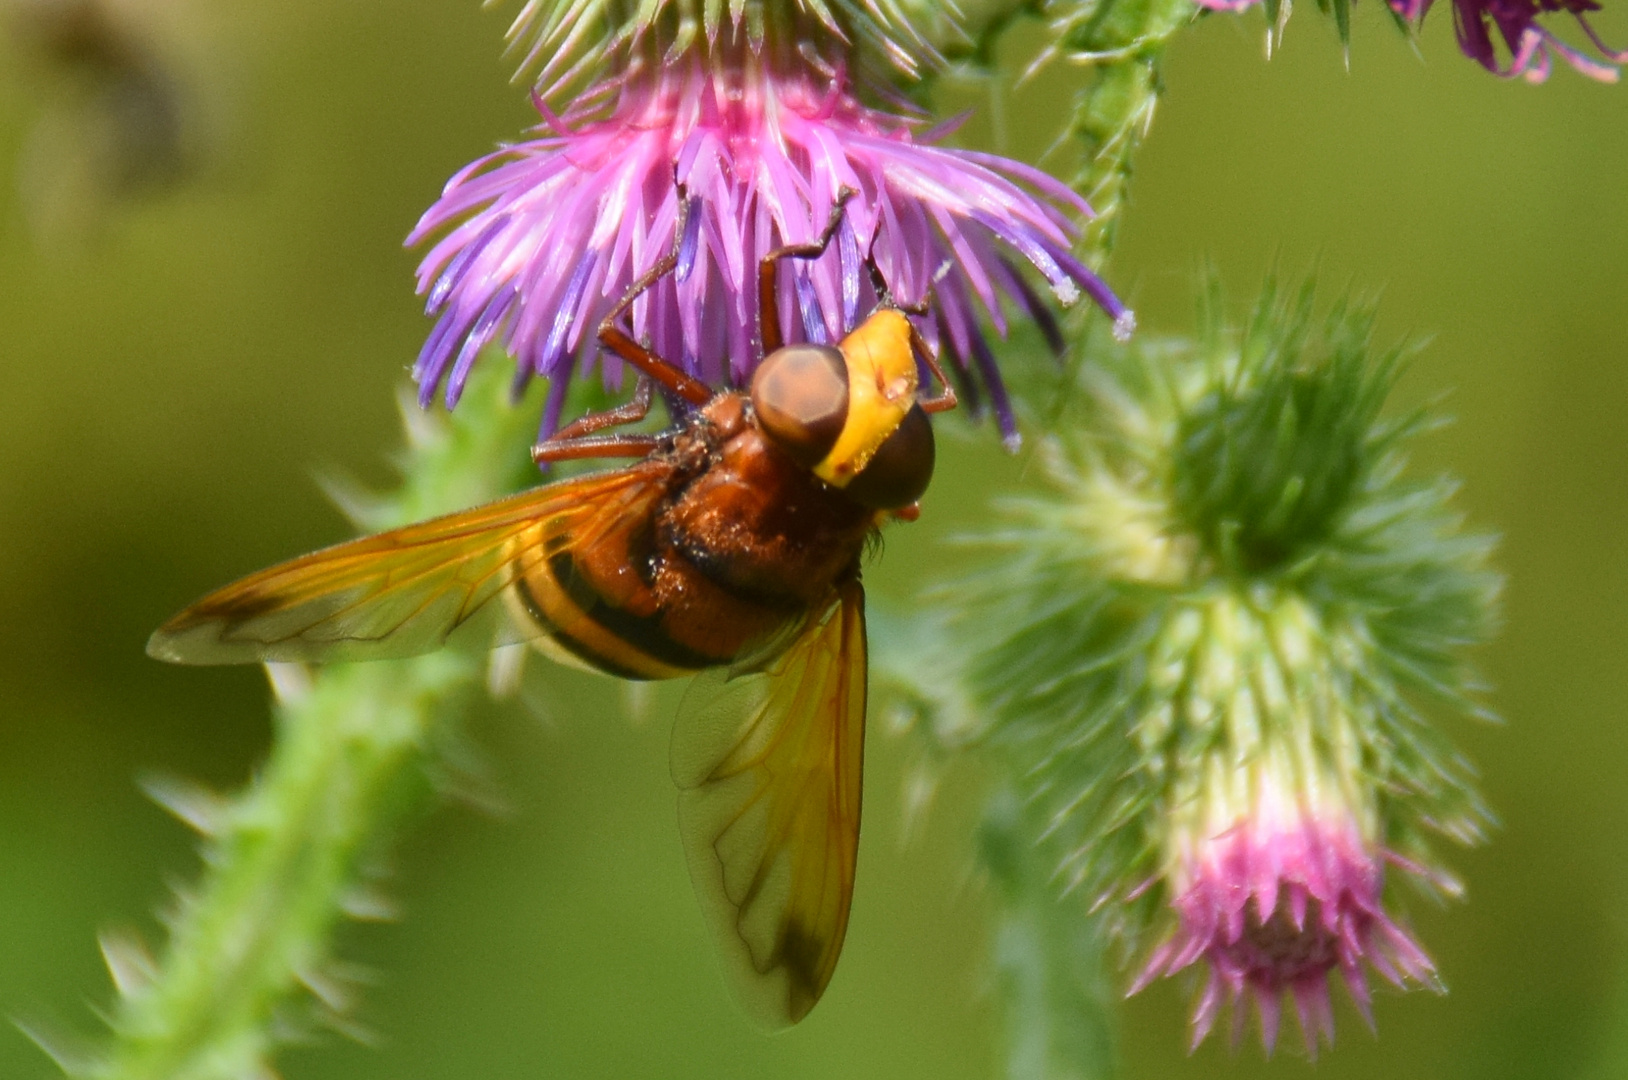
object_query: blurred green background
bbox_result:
[0,2,1624,1078]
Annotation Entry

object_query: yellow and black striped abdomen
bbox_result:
[506,524,800,682]
[510,548,716,680]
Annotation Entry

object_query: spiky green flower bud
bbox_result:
[502,0,963,93]
[933,277,1500,1052]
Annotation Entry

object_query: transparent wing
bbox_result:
[671,581,867,1028]
[147,461,672,665]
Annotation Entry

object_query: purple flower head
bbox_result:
[1131,752,1440,1057]
[408,28,1131,447]
[1194,0,1625,79]
[1441,0,1627,81]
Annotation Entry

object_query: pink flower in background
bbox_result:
[408,31,1131,447]
[1440,0,1627,81]
[1132,760,1439,1056]
[1194,0,1625,80]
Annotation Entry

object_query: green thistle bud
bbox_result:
[932,277,1500,1052]
[1170,291,1383,572]
[502,0,961,93]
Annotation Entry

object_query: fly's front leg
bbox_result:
[863,252,955,414]
[865,254,931,317]
[543,186,711,466]
[598,195,714,407]
[758,187,856,354]
[910,324,958,415]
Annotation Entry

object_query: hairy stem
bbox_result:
[982,788,1118,1080]
[86,371,537,1080]
[97,661,467,1080]
[1061,0,1195,263]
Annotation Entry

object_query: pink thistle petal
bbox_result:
[1224,894,1248,946]
[1291,978,1332,1058]
[1366,941,1405,987]
[1287,884,1308,931]
[1579,13,1628,60]
[1189,972,1224,1053]
[1129,936,1180,994]
[1229,987,1250,1049]
[1342,961,1376,1032]
[1167,928,1212,974]
[1251,855,1281,921]
[1539,28,1623,80]
[1451,0,1625,80]
[1257,987,1283,1053]
[1208,0,1623,80]
[1379,920,1441,986]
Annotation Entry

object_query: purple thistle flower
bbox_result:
[1131,758,1441,1057]
[407,31,1132,447]
[1438,0,1628,81]
[1194,0,1625,79]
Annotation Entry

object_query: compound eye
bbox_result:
[750,344,849,469]
[844,403,935,510]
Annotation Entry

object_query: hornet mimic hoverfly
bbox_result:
[148,191,958,1028]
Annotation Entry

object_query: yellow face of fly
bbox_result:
[813,309,919,489]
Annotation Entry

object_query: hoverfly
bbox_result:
[148,191,958,1028]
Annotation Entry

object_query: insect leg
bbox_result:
[862,251,956,415]
[598,197,714,407]
[865,255,931,317]
[532,433,660,464]
[758,187,856,355]
[909,324,959,415]
[532,377,662,464]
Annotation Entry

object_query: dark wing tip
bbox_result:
[777,918,831,1025]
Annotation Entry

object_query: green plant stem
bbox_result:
[87,372,537,1080]
[98,660,468,1080]
[1060,0,1194,263]
[982,788,1117,1080]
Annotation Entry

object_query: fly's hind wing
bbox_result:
[148,462,672,665]
[671,580,867,1028]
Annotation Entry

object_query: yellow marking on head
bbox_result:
[814,309,919,488]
